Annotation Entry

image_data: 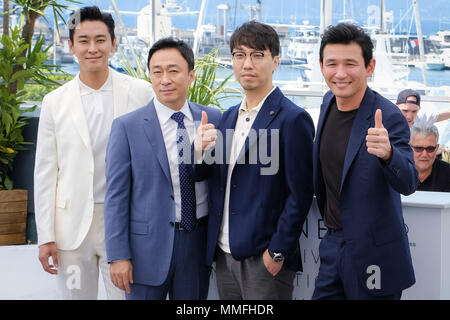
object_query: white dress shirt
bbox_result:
[153,97,208,221]
[78,72,114,204]
[218,87,276,253]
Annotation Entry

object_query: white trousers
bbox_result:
[56,204,124,300]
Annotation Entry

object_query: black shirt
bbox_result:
[319,103,358,230]
[417,159,450,192]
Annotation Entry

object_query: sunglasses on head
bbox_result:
[410,145,438,153]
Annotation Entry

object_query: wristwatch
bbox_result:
[268,250,285,262]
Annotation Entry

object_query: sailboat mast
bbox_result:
[413,0,428,87]
[150,0,157,45]
[320,0,333,34]
[193,0,207,56]
[380,0,385,32]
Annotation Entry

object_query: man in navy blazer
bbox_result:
[104,38,221,299]
[194,21,315,299]
[312,23,418,300]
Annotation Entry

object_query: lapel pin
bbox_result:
[270,111,275,116]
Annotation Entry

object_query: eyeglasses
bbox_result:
[410,145,438,153]
[231,51,265,63]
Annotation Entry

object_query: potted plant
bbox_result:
[0,0,78,245]
[0,27,49,245]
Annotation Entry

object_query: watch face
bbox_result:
[273,252,284,262]
[274,257,283,262]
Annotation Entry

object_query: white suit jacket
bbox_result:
[34,68,154,250]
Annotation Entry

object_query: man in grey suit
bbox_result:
[104,38,221,299]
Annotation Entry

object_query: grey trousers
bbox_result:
[215,248,295,300]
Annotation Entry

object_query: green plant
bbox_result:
[0,29,65,190]
[188,49,242,111]
[114,45,149,81]
[0,27,43,189]
[0,0,78,190]
[5,1,80,93]
[23,74,74,102]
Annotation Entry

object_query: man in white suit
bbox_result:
[34,6,153,299]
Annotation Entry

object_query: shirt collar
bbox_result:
[78,71,113,96]
[239,86,276,114]
[153,97,193,125]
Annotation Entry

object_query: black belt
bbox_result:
[174,216,207,231]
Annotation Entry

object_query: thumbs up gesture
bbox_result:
[366,109,392,161]
[194,111,217,156]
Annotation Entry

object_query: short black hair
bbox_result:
[68,6,115,43]
[229,21,280,57]
[147,38,195,71]
[319,23,373,67]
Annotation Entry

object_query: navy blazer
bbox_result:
[313,87,418,296]
[195,87,315,271]
[104,100,221,286]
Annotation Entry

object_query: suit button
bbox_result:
[169,222,174,226]
[170,195,174,200]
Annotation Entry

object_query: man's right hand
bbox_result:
[110,260,133,294]
[38,242,59,275]
[194,111,217,156]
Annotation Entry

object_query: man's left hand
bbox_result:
[263,249,283,276]
[366,109,392,162]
